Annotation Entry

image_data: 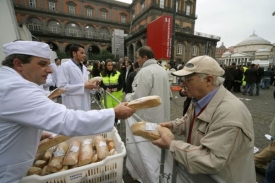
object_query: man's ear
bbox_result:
[206,75,214,86]
[13,58,23,72]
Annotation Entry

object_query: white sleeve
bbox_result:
[0,83,114,136]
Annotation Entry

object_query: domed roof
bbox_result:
[219,42,226,49]
[236,33,271,46]
[256,48,270,53]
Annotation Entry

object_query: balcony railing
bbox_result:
[14,4,130,25]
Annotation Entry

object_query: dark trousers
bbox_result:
[233,81,241,92]
[224,80,234,91]
[264,158,275,183]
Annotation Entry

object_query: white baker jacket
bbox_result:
[57,59,91,111]
[0,66,114,183]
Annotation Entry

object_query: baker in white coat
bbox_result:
[57,44,94,111]
[0,41,135,183]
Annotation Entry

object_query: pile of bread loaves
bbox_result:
[27,136,116,176]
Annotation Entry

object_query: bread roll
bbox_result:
[27,167,42,176]
[34,160,47,168]
[106,138,115,151]
[37,135,71,154]
[89,76,102,84]
[78,139,94,167]
[91,153,98,163]
[41,166,51,176]
[63,140,81,166]
[95,136,109,160]
[34,151,45,162]
[43,150,52,163]
[127,96,161,110]
[48,142,68,172]
[131,122,174,141]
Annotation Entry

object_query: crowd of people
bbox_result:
[222,63,275,96]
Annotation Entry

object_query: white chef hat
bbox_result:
[3,41,52,59]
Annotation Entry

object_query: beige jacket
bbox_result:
[169,85,256,183]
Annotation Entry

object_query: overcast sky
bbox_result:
[116,0,275,48]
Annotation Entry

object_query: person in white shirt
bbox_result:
[0,41,135,183]
[57,44,94,111]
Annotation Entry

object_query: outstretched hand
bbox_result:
[114,102,135,119]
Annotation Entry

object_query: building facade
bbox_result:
[222,33,275,66]
[13,0,220,63]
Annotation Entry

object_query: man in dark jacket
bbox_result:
[233,65,243,92]
[255,64,264,95]
[224,62,236,91]
[243,64,258,96]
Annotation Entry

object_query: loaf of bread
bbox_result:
[47,88,66,99]
[131,122,174,141]
[78,139,94,166]
[43,150,52,163]
[95,136,109,160]
[41,165,51,176]
[106,138,115,151]
[34,160,47,168]
[27,167,42,176]
[91,153,98,163]
[89,77,102,84]
[48,142,68,172]
[63,140,81,166]
[127,96,161,110]
[37,135,71,154]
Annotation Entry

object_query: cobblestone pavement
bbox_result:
[92,85,275,183]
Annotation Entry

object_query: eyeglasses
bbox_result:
[182,75,200,83]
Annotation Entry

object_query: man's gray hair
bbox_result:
[198,74,224,86]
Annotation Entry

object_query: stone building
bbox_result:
[222,33,275,66]
[215,42,228,64]
[12,0,220,63]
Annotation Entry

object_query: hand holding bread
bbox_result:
[88,76,102,84]
[152,127,173,149]
[114,102,135,119]
[131,122,174,141]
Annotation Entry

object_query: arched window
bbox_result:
[65,23,81,37]
[27,18,42,31]
[85,26,95,38]
[177,44,183,55]
[99,27,109,39]
[48,21,60,33]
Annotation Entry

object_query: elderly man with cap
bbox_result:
[152,56,256,183]
[0,41,134,182]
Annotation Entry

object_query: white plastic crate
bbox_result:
[20,127,126,183]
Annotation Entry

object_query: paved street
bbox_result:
[93,85,275,183]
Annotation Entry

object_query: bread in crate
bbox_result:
[27,132,118,177]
